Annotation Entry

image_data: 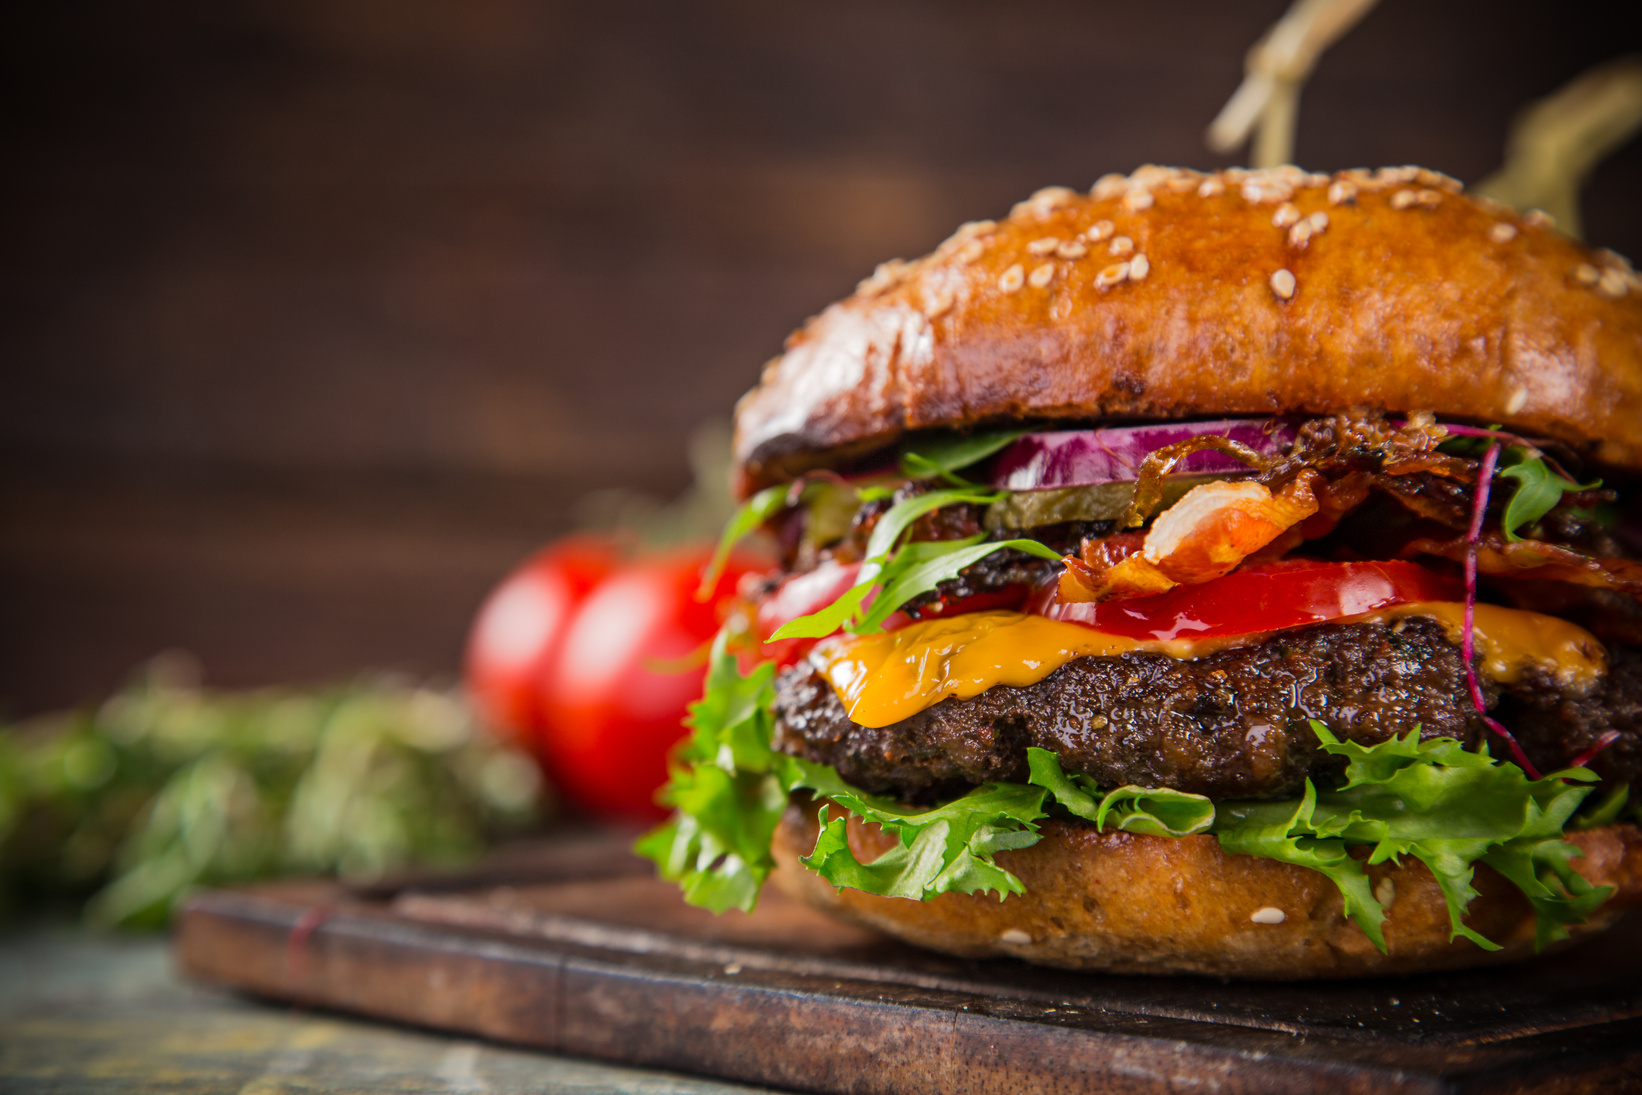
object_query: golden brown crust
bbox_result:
[734,165,1642,494]
[770,804,1642,979]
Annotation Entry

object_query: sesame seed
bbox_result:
[1242,181,1291,205]
[1091,173,1129,200]
[1270,268,1297,300]
[1027,236,1061,255]
[1028,262,1055,288]
[940,219,996,253]
[1308,211,1329,232]
[1085,219,1115,242]
[1596,248,1636,272]
[1505,385,1528,415]
[1131,165,1194,190]
[1598,268,1630,298]
[1109,236,1134,257]
[1198,178,1226,198]
[1055,239,1088,259]
[1129,253,1149,280]
[1524,209,1555,229]
[1415,168,1464,193]
[1272,203,1301,228]
[998,929,1033,945]
[998,263,1025,292]
[1123,188,1154,211]
[1327,180,1358,206]
[1489,222,1517,244]
[1575,263,1601,286]
[1095,262,1129,289]
[1390,189,1418,210]
[923,290,955,318]
[1287,220,1314,247]
[1416,189,1443,207]
[1250,907,1286,925]
[1014,186,1077,219]
[1373,878,1396,907]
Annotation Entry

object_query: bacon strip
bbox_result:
[1401,534,1642,600]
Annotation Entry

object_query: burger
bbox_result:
[638,164,1642,978]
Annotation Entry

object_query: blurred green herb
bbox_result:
[0,657,546,929]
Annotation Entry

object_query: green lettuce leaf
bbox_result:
[1213,783,1389,950]
[642,643,1614,955]
[1026,748,1214,837]
[793,757,1047,900]
[1213,722,1608,952]
[638,641,1052,908]
[636,634,787,913]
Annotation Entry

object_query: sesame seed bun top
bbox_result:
[731,165,1642,496]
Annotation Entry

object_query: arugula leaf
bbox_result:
[697,484,791,599]
[852,537,1061,633]
[863,487,1001,560]
[766,583,876,641]
[1027,747,1215,837]
[769,486,1018,640]
[900,429,1025,485]
[1496,452,1601,543]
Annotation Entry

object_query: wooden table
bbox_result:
[0,924,776,1094]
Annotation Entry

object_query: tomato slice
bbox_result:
[1034,559,1462,641]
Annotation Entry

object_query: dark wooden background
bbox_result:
[4,1,1640,716]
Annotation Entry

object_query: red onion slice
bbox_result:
[989,419,1297,491]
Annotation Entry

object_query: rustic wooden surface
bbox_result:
[5,2,1641,716]
[174,831,1642,1095]
[0,923,780,1094]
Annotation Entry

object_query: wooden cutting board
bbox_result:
[175,828,1642,1094]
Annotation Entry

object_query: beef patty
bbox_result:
[772,617,1642,803]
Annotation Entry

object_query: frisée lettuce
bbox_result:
[638,644,1615,953]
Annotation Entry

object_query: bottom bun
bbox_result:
[770,801,1642,979]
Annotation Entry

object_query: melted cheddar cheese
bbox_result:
[812,604,1607,729]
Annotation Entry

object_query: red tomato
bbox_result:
[1035,559,1462,640]
[538,548,760,820]
[464,536,618,747]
